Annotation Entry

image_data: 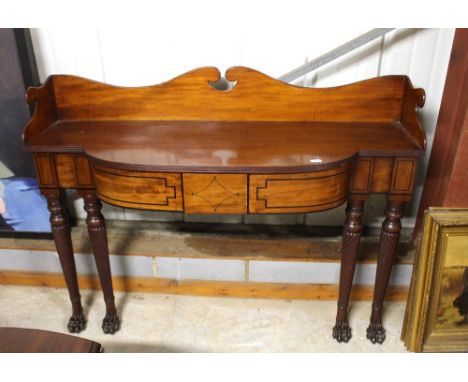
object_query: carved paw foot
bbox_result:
[67,313,86,333]
[102,314,120,334]
[366,322,385,344]
[332,321,352,343]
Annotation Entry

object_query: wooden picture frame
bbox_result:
[403,208,468,352]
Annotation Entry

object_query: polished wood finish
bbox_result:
[25,121,422,173]
[391,158,416,193]
[54,154,78,187]
[333,196,366,343]
[23,66,425,342]
[33,154,56,186]
[0,327,101,353]
[43,189,86,333]
[183,173,247,214]
[34,153,94,189]
[93,165,183,211]
[79,190,120,334]
[415,29,468,240]
[367,196,405,344]
[24,67,424,132]
[369,157,395,193]
[54,154,94,188]
[249,164,351,213]
[350,159,373,192]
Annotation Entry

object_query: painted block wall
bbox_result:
[0,248,412,287]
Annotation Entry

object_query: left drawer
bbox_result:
[93,164,183,211]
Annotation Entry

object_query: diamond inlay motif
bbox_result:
[190,176,240,212]
[183,173,247,214]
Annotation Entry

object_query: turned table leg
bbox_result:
[366,196,404,344]
[333,197,365,343]
[79,191,120,334]
[43,189,86,333]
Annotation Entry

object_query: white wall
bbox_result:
[30,28,455,228]
[31,26,374,86]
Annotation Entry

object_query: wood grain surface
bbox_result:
[0,327,101,353]
[21,66,426,340]
[415,29,468,239]
[0,270,409,302]
[93,165,183,211]
[183,173,247,214]
[25,67,421,122]
[26,120,422,174]
[249,164,351,213]
[24,67,425,176]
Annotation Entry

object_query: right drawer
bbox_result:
[249,165,351,213]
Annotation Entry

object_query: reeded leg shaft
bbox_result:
[366,198,404,344]
[80,191,120,334]
[43,189,86,333]
[333,197,365,343]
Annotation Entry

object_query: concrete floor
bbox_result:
[0,285,408,352]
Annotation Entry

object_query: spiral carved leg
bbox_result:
[44,189,86,333]
[366,199,404,344]
[80,191,120,334]
[333,198,365,343]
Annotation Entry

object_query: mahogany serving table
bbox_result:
[23,66,426,344]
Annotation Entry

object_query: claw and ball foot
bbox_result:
[366,307,385,344]
[67,313,87,333]
[102,313,120,334]
[366,322,385,344]
[332,320,352,343]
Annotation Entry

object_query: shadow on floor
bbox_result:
[103,342,204,353]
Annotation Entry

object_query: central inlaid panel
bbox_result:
[183,173,247,214]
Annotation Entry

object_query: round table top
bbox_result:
[0,327,101,353]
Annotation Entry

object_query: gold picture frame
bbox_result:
[402,208,468,352]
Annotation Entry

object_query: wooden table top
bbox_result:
[0,327,101,353]
[26,120,422,173]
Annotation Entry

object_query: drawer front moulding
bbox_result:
[249,165,351,213]
[92,165,183,211]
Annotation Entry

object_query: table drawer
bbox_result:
[183,173,247,214]
[93,165,183,211]
[249,165,351,213]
